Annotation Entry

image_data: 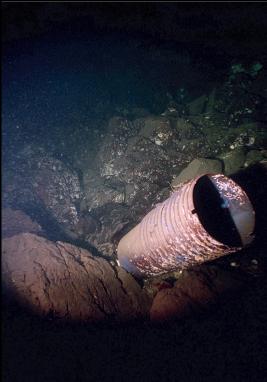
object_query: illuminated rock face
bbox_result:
[2,233,151,322]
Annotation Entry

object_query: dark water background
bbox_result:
[2,23,232,161]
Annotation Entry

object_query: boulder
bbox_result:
[220,148,246,175]
[176,118,202,139]
[2,233,151,323]
[245,149,267,167]
[171,157,222,187]
[187,94,208,115]
[205,88,217,114]
[95,116,225,215]
[96,116,173,191]
[2,208,43,238]
[83,203,132,257]
[150,265,243,322]
[2,145,84,239]
[83,168,125,210]
[94,116,180,219]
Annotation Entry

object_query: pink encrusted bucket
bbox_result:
[117,174,255,278]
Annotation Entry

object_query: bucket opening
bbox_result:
[193,175,244,247]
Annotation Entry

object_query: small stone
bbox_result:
[230,261,239,267]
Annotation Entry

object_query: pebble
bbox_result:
[230,261,239,267]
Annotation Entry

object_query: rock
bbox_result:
[150,270,214,322]
[187,94,208,115]
[79,113,249,258]
[94,114,217,225]
[139,116,173,143]
[2,208,43,238]
[84,203,132,257]
[95,116,177,213]
[171,157,223,187]
[2,145,84,239]
[245,149,267,167]
[150,265,243,322]
[176,118,202,139]
[83,168,125,210]
[205,88,217,114]
[259,159,267,169]
[238,122,259,131]
[115,106,150,119]
[231,123,267,149]
[130,107,151,118]
[212,74,265,127]
[220,148,246,175]
[2,233,151,323]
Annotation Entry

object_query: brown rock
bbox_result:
[2,208,42,238]
[150,272,213,322]
[171,157,223,188]
[150,266,243,322]
[2,233,151,323]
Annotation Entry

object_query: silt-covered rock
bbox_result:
[2,145,84,239]
[2,233,151,323]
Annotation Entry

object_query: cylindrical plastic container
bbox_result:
[117,174,255,278]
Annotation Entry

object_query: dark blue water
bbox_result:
[2,26,230,162]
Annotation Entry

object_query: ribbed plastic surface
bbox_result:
[117,174,255,278]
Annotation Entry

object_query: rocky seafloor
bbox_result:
[2,7,267,377]
[2,93,267,380]
[2,66,267,325]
